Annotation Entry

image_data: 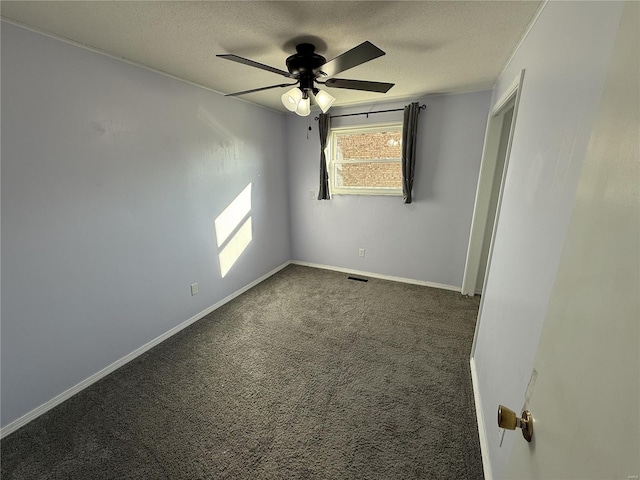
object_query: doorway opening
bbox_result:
[461,71,524,297]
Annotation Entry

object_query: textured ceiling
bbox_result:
[1,1,542,112]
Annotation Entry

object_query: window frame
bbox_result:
[328,122,404,196]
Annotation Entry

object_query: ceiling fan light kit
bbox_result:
[281,87,303,112]
[217,41,394,115]
[295,96,311,116]
[314,89,336,113]
[281,88,334,116]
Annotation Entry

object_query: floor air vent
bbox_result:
[347,276,368,282]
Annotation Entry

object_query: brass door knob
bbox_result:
[498,405,533,442]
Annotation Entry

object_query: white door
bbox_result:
[504,3,639,477]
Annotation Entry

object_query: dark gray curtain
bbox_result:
[318,113,331,200]
[401,102,420,204]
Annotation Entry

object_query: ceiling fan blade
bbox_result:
[314,41,385,77]
[224,83,298,97]
[217,54,296,79]
[322,78,394,93]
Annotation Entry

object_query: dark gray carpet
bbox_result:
[1,265,483,479]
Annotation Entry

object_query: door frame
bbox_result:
[462,70,525,298]
[466,70,525,480]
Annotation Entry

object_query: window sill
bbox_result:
[331,189,403,197]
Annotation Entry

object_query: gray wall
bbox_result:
[2,21,494,432]
[1,22,290,428]
[286,91,492,287]
[470,2,625,477]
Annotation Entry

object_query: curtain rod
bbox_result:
[314,104,425,121]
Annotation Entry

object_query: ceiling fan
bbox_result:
[217,41,394,116]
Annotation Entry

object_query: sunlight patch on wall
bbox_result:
[215,184,252,247]
[219,217,252,278]
[215,183,253,278]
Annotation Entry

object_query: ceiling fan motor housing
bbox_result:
[286,43,326,85]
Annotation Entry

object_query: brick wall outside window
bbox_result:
[335,163,402,188]
[334,130,403,189]
[336,132,402,160]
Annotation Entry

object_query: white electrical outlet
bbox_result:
[308,190,315,200]
[358,248,365,257]
[190,283,199,296]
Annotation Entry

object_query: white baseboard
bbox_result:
[470,357,492,480]
[290,260,461,292]
[0,261,291,439]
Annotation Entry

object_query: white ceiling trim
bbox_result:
[0,1,543,112]
[495,0,549,85]
[0,17,284,114]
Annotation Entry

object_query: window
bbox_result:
[329,123,403,196]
